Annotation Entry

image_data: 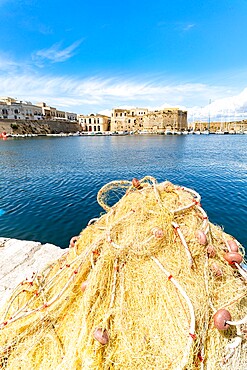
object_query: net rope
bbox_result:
[0,176,246,369]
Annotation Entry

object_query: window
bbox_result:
[98,125,100,131]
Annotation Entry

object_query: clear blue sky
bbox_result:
[1,0,247,120]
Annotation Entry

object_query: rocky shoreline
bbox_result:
[0,119,81,136]
[0,237,66,307]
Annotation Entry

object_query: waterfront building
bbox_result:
[190,120,247,133]
[111,107,187,133]
[78,114,110,132]
[0,97,77,122]
[36,102,77,122]
[111,108,148,132]
[142,108,187,133]
[65,112,77,121]
[0,97,43,120]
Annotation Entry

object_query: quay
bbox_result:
[0,237,65,307]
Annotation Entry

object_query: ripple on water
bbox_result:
[0,135,246,248]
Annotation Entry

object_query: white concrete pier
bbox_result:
[0,237,66,307]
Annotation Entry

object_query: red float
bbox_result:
[195,230,207,245]
[152,227,164,239]
[223,251,243,265]
[69,236,79,248]
[210,262,223,277]
[132,178,143,190]
[227,239,239,252]
[213,309,231,330]
[81,281,88,292]
[206,245,216,258]
[93,328,109,344]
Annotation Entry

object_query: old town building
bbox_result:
[111,108,148,132]
[142,108,187,133]
[36,102,77,121]
[0,97,77,122]
[0,97,43,120]
[78,114,110,132]
[111,107,187,133]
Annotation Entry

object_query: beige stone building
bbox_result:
[111,107,187,133]
[111,108,148,132]
[189,120,247,133]
[36,102,77,121]
[142,108,187,133]
[78,114,110,132]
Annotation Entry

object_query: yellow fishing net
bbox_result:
[0,176,246,369]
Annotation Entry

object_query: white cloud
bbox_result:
[182,24,196,32]
[0,53,24,71]
[188,88,247,122]
[0,51,247,119]
[34,40,83,63]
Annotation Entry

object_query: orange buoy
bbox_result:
[132,178,143,190]
[227,239,239,252]
[195,230,207,245]
[223,251,243,265]
[69,236,79,248]
[213,309,231,330]
[93,328,109,344]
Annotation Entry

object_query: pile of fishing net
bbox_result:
[0,176,246,369]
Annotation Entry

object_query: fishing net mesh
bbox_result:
[0,176,246,369]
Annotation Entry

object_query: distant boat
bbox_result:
[182,130,188,135]
[215,130,225,135]
[201,130,209,135]
[194,130,201,135]
[165,129,173,135]
[139,130,149,135]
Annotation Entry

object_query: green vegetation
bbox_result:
[10,123,19,130]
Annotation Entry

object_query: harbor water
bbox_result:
[0,134,246,249]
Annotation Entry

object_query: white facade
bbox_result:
[0,97,78,122]
[0,97,43,120]
[78,114,110,132]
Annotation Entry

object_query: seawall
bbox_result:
[0,237,66,307]
[0,119,82,135]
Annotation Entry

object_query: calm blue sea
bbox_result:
[0,135,246,249]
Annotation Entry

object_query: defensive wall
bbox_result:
[0,119,82,135]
